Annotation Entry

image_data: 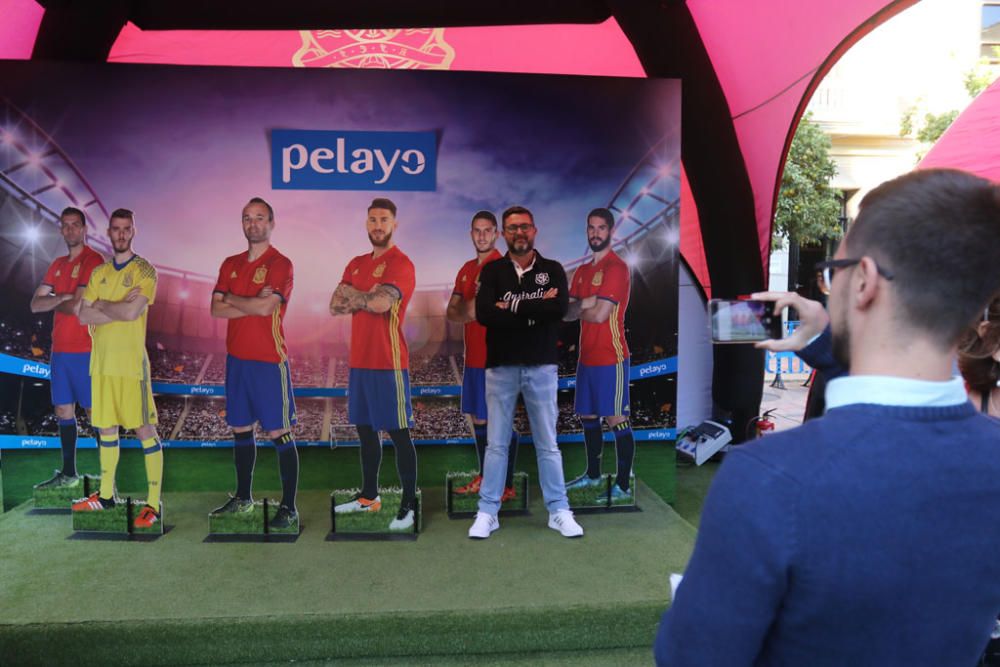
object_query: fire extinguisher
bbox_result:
[753,409,776,438]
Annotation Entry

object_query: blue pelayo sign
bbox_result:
[271,129,437,191]
[0,354,49,379]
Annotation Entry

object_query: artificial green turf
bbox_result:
[672,456,721,527]
[0,484,695,665]
[253,646,655,666]
[0,603,666,666]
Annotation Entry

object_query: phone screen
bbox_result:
[709,299,782,343]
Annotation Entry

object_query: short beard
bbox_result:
[588,237,611,252]
[369,231,392,248]
[508,239,533,257]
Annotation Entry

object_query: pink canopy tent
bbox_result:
[0,0,921,428]
[0,0,920,298]
[919,75,1000,181]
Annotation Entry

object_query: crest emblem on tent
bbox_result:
[292,29,455,70]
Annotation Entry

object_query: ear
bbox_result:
[853,256,881,310]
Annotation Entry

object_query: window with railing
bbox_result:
[982,3,1000,62]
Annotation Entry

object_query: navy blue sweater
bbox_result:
[655,402,1000,666]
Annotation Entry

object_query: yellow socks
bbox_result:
[141,437,164,511]
[98,432,120,500]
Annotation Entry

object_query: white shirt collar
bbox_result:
[511,253,536,279]
[825,375,968,410]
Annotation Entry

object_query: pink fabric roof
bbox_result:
[688,0,919,282]
[919,76,1000,182]
[0,0,920,292]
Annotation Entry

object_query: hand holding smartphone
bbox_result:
[709,298,783,344]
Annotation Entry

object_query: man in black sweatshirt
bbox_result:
[467,205,583,539]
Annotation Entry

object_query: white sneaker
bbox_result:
[468,511,499,539]
[334,493,381,514]
[389,507,415,531]
[548,509,583,537]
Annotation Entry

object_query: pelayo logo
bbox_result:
[271,129,437,191]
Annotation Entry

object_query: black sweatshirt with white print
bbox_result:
[475,250,569,368]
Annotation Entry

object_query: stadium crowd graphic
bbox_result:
[0,75,680,450]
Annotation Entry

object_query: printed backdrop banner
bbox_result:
[0,60,680,446]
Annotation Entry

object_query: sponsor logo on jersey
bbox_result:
[230,271,238,279]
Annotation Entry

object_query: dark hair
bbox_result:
[109,208,135,223]
[471,210,497,228]
[246,197,274,221]
[844,169,1000,346]
[368,198,397,217]
[587,207,614,228]
[958,295,1000,394]
[60,207,86,225]
[501,205,533,229]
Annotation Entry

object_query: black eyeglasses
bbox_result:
[814,258,894,296]
[504,223,535,233]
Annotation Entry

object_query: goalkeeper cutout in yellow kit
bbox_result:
[86,256,159,430]
[72,211,164,528]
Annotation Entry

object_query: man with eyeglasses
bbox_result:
[30,207,104,491]
[467,205,583,539]
[655,169,1000,666]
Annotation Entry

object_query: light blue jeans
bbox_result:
[478,364,569,515]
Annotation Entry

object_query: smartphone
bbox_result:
[709,299,783,344]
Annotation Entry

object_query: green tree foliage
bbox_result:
[773,113,841,250]
[901,56,999,152]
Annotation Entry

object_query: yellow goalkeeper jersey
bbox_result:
[83,255,157,378]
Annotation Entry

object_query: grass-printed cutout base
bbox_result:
[207,499,300,535]
[266,502,300,535]
[445,471,529,514]
[331,487,422,534]
[207,500,265,534]
[33,474,99,509]
[72,497,164,535]
[567,474,638,510]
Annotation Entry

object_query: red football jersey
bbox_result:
[42,245,104,353]
[213,245,293,363]
[570,250,630,365]
[341,245,415,370]
[452,249,502,369]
